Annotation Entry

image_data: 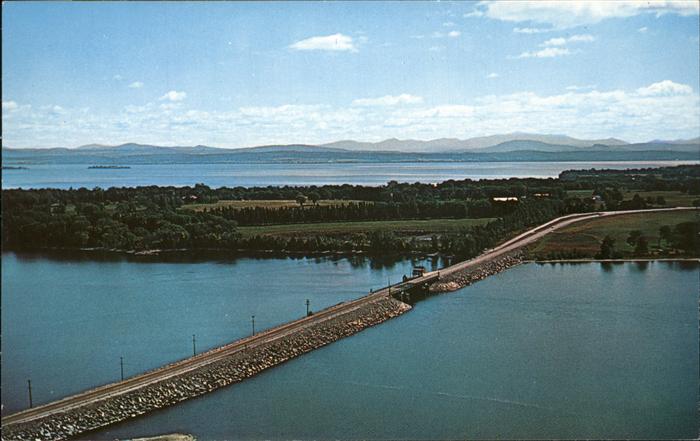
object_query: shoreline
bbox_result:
[528,258,700,263]
[2,247,456,265]
[5,247,698,265]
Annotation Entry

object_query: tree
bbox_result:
[672,222,699,254]
[595,235,617,259]
[631,193,646,208]
[634,236,649,255]
[308,191,321,205]
[658,225,672,247]
[627,230,642,247]
[655,196,666,206]
[295,194,307,207]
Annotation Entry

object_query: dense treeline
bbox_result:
[1,190,562,258]
[2,165,698,257]
[2,200,240,251]
[3,165,697,208]
[211,200,519,226]
[560,165,700,194]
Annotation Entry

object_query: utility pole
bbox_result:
[120,357,124,381]
[192,334,196,357]
[27,379,33,408]
[251,315,255,335]
[306,299,310,316]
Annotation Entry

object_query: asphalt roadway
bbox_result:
[3,206,696,428]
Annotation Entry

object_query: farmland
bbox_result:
[527,210,699,259]
[237,218,495,238]
[566,189,699,207]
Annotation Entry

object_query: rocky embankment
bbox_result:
[130,434,196,441]
[429,251,524,293]
[2,297,411,441]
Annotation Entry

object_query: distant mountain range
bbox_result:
[3,133,698,164]
[321,133,633,152]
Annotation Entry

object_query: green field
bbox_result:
[566,189,699,207]
[528,210,699,258]
[181,199,366,212]
[237,218,495,238]
[566,190,597,198]
[621,190,699,207]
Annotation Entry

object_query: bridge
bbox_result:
[2,207,696,440]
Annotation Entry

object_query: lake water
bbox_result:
[0,252,446,415]
[2,255,697,439]
[2,161,697,189]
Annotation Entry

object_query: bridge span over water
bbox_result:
[2,207,695,440]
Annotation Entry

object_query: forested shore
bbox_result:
[3,165,698,260]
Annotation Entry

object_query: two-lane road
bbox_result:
[3,206,696,429]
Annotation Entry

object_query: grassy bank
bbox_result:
[528,210,699,259]
[237,217,495,238]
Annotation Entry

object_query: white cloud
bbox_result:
[566,84,597,91]
[513,27,552,34]
[426,105,474,118]
[443,21,456,27]
[541,34,594,46]
[486,72,499,79]
[124,103,154,113]
[636,80,693,96]
[159,103,181,111]
[289,33,358,52]
[464,9,484,18]
[239,104,321,118]
[517,47,571,58]
[128,81,144,89]
[2,101,18,111]
[517,33,593,59]
[431,30,461,39]
[3,81,698,148]
[381,84,696,141]
[473,1,698,29]
[160,90,187,102]
[542,37,567,46]
[113,74,123,81]
[568,34,595,43]
[638,26,649,33]
[352,94,424,107]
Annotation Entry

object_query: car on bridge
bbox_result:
[412,266,427,277]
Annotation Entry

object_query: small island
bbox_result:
[2,166,29,170]
[88,165,131,169]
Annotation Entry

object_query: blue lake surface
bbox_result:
[3,161,697,189]
[1,252,445,415]
[2,255,697,439]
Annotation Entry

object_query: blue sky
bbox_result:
[3,1,699,148]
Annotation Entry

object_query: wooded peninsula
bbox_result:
[3,165,698,260]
